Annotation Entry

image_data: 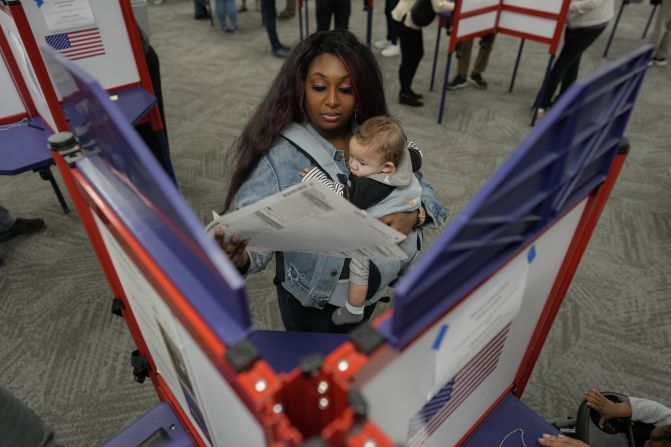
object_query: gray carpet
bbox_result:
[0,0,669,445]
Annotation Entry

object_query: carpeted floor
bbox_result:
[0,0,669,445]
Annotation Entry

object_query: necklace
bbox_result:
[497,428,528,447]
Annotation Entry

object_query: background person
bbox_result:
[534,0,614,118]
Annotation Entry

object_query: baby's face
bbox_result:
[348,137,392,177]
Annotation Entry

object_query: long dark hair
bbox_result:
[224,30,388,211]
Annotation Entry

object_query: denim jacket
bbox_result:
[236,123,448,309]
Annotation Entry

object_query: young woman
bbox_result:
[218,30,447,333]
[534,0,614,118]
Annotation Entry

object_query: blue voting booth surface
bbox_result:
[40,41,652,446]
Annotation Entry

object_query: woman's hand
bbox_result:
[538,434,589,447]
[381,209,418,235]
[584,389,632,428]
[214,227,250,272]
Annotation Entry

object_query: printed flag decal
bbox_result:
[45,27,105,61]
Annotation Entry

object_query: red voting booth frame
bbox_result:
[436,0,571,124]
[63,142,629,446]
[0,0,169,419]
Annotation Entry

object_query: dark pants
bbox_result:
[385,0,400,44]
[398,23,424,93]
[0,385,63,447]
[261,0,282,50]
[315,0,351,32]
[276,285,377,333]
[193,0,208,15]
[538,24,607,108]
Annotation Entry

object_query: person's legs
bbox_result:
[456,39,473,77]
[0,385,63,447]
[333,0,351,30]
[651,0,671,60]
[193,0,209,18]
[0,205,16,233]
[214,0,228,29]
[316,0,333,32]
[276,285,376,332]
[225,0,239,29]
[279,0,296,18]
[261,0,288,55]
[398,24,424,105]
[385,0,400,44]
[557,25,606,98]
[472,33,495,74]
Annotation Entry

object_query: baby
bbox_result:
[301,116,423,325]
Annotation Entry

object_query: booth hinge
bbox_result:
[111,297,124,317]
[300,352,324,378]
[225,339,260,372]
[131,350,150,384]
[300,437,327,447]
[349,324,385,356]
[48,131,85,167]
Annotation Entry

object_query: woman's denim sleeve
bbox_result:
[235,156,278,274]
[416,170,448,228]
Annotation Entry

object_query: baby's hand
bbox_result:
[299,167,313,177]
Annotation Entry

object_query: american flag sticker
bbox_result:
[407,324,511,447]
[44,27,105,61]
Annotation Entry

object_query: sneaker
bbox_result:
[399,92,423,107]
[381,43,400,57]
[238,4,248,11]
[447,75,468,90]
[374,39,391,49]
[0,217,45,242]
[272,45,290,58]
[278,10,295,19]
[408,89,423,99]
[225,26,240,33]
[194,12,210,19]
[652,57,667,66]
[468,72,488,89]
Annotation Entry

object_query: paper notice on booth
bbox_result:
[428,253,529,396]
[41,0,96,33]
[206,180,408,260]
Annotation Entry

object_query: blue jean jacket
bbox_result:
[236,123,448,309]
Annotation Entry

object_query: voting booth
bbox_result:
[42,41,652,446]
[434,0,571,124]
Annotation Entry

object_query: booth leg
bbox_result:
[509,38,525,93]
[437,52,453,124]
[430,22,443,91]
[530,54,555,127]
[642,4,658,39]
[603,0,626,58]
[366,7,373,47]
[39,167,70,214]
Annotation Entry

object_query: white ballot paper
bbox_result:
[207,180,408,260]
[41,0,96,33]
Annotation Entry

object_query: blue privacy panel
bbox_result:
[381,45,653,347]
[41,48,251,345]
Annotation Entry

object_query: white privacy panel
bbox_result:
[20,0,140,92]
[0,9,57,130]
[0,53,26,119]
[457,11,498,38]
[498,10,558,39]
[460,0,500,14]
[358,199,587,446]
[503,0,564,14]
